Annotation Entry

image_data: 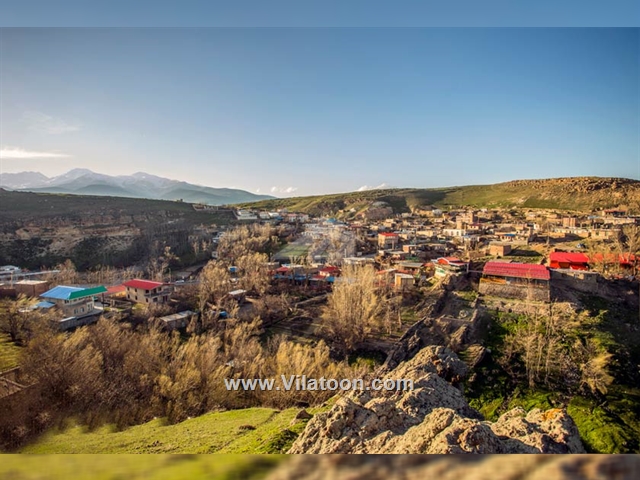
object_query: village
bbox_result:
[2,17,640,467]
[0,202,638,334]
[1,200,640,455]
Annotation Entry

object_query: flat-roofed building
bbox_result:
[378,232,399,249]
[15,279,50,297]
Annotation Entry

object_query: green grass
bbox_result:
[507,390,556,412]
[347,349,387,369]
[567,395,639,454]
[399,308,420,325]
[21,408,286,454]
[19,402,333,455]
[465,301,640,453]
[0,333,21,372]
[456,290,478,303]
[0,455,283,480]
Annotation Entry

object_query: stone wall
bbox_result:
[550,269,600,294]
[479,280,550,302]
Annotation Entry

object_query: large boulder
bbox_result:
[288,346,585,454]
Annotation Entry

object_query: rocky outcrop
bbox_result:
[289,346,585,454]
[267,455,640,480]
[0,190,234,269]
[382,309,483,371]
[503,177,639,193]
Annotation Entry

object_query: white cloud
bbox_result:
[0,147,71,159]
[256,188,261,193]
[271,186,298,194]
[23,111,80,135]
[357,183,392,192]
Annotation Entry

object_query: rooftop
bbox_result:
[41,285,107,300]
[483,262,550,281]
[549,252,589,264]
[123,279,165,290]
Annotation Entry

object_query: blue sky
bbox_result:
[1,28,638,196]
[1,1,639,27]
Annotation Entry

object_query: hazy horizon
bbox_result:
[1,28,638,196]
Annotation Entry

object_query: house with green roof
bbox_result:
[40,285,107,324]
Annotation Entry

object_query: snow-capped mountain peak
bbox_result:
[0,169,275,205]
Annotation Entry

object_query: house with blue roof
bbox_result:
[40,285,107,320]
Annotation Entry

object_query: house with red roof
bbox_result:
[104,284,127,298]
[378,232,399,249]
[319,265,341,277]
[432,257,468,277]
[549,252,590,271]
[479,262,550,301]
[123,279,173,305]
[589,252,637,269]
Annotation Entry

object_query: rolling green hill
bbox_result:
[19,405,326,454]
[238,177,640,215]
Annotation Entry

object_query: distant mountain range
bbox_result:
[0,169,274,205]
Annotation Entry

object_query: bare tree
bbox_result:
[0,296,34,343]
[615,224,640,276]
[574,338,614,396]
[53,259,78,285]
[322,264,383,354]
[196,260,232,332]
[147,245,178,282]
[236,252,270,295]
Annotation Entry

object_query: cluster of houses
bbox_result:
[0,276,181,331]
[233,209,310,223]
[1,204,638,335]
[261,203,639,303]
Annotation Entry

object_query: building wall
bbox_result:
[394,275,414,289]
[489,244,512,256]
[479,279,550,302]
[126,286,171,304]
[126,287,147,303]
[549,269,600,294]
[49,297,93,317]
[378,235,398,249]
[15,281,50,297]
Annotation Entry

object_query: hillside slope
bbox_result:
[240,177,640,214]
[20,406,320,454]
[0,189,236,269]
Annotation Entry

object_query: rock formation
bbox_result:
[289,346,585,454]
